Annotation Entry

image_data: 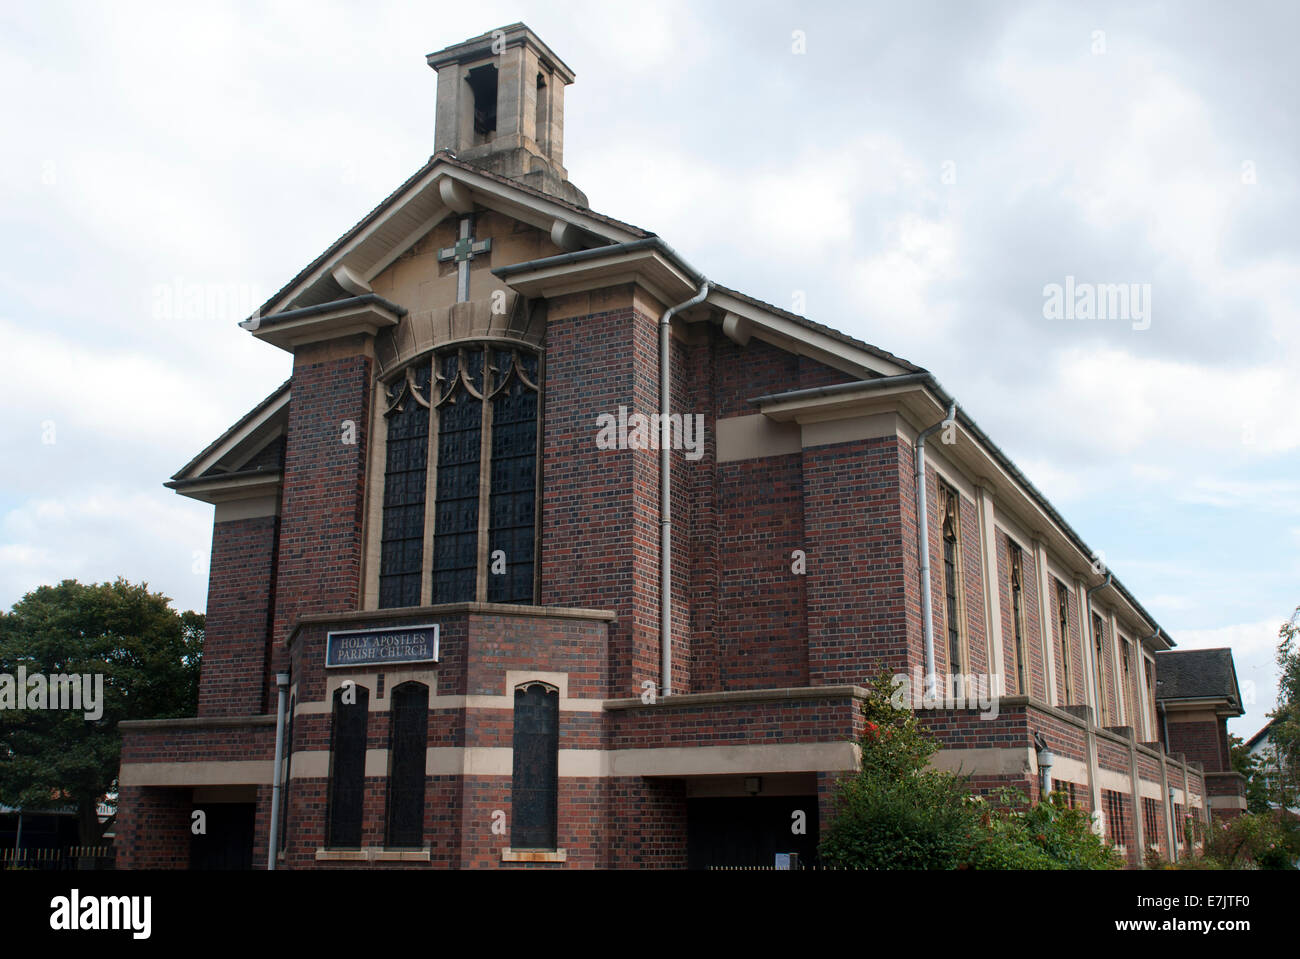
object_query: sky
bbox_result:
[0,0,1295,740]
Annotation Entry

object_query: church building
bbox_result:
[116,24,1227,869]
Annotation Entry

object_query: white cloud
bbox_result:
[0,488,211,614]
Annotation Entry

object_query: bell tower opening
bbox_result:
[466,63,498,137]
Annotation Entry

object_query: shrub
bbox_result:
[819,672,1123,870]
[1200,811,1300,869]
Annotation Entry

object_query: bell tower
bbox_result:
[428,23,588,207]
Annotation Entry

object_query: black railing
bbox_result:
[0,846,115,870]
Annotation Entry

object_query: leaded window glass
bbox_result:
[432,349,483,604]
[327,683,369,848]
[1010,543,1027,694]
[386,682,429,848]
[488,349,539,603]
[512,682,558,849]
[379,366,431,608]
[940,484,962,675]
[1056,579,1073,704]
[1094,613,1108,725]
[375,341,541,608]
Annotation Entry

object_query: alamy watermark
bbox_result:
[595,406,705,461]
[1043,276,1151,331]
[0,668,103,721]
[890,667,1004,720]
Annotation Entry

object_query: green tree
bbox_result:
[0,579,202,843]
[1272,605,1300,809]
[1229,733,1273,815]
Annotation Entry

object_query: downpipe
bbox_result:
[267,671,289,869]
[915,402,957,700]
[660,280,712,698]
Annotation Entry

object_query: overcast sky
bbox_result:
[1,0,1295,739]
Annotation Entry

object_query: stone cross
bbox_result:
[437,215,492,303]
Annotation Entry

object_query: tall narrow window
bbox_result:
[1009,543,1027,694]
[1144,658,1157,742]
[1056,580,1073,705]
[327,684,369,848]
[1142,797,1160,853]
[1093,613,1108,726]
[1104,790,1130,853]
[379,366,431,608]
[1121,638,1133,725]
[433,349,483,604]
[386,682,429,848]
[488,349,539,603]
[940,483,963,675]
[512,682,558,850]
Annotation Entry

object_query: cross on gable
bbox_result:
[438,215,492,303]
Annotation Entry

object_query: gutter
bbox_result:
[492,235,707,285]
[240,293,407,331]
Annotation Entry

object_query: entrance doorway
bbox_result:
[686,796,819,869]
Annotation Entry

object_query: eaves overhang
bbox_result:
[246,294,405,353]
[164,470,282,506]
[170,380,290,483]
[493,237,702,309]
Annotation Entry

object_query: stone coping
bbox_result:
[287,602,617,650]
[119,715,276,732]
[315,847,432,862]
[604,685,868,711]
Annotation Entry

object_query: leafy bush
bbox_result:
[1198,811,1300,869]
[820,672,1123,870]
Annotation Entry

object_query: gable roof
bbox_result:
[169,379,290,485]
[1245,717,1279,751]
[1155,648,1244,713]
[252,151,651,320]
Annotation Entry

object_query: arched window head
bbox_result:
[386,682,429,848]
[327,683,369,848]
[512,681,558,850]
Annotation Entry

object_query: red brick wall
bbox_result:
[541,300,658,701]
[713,454,808,689]
[269,345,372,706]
[804,437,910,684]
[1167,719,1229,772]
[199,516,278,717]
[114,786,191,869]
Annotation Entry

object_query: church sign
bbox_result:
[325,625,440,668]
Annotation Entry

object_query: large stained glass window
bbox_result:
[376,343,541,608]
